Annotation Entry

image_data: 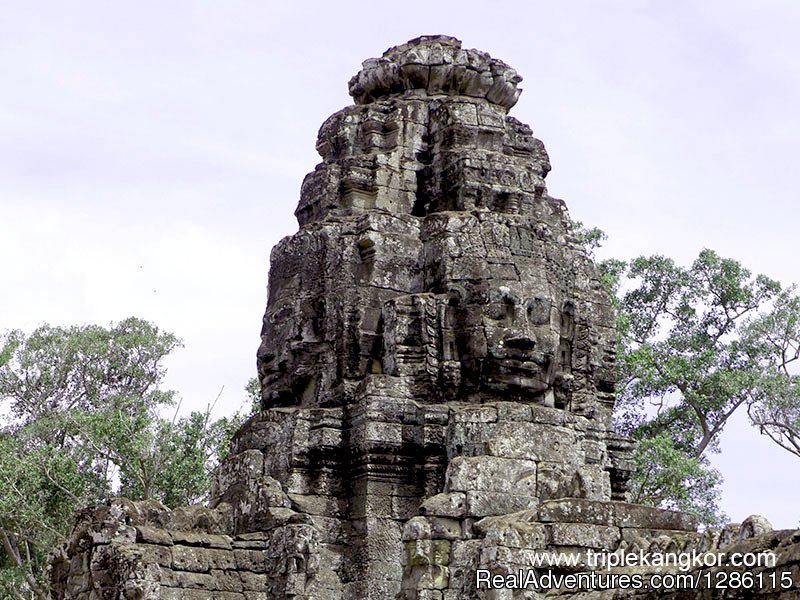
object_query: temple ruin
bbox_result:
[50,35,800,600]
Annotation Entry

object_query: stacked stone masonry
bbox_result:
[50,36,800,600]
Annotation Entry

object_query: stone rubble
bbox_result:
[50,35,800,600]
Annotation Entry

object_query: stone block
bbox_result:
[495,402,532,421]
[545,523,620,549]
[537,499,698,531]
[445,456,536,494]
[304,567,344,598]
[405,539,452,567]
[620,527,700,554]
[403,516,463,541]
[485,423,582,463]
[308,515,345,544]
[135,526,173,546]
[209,569,244,592]
[416,591,444,600]
[233,549,269,573]
[420,492,467,518]
[171,545,211,573]
[170,505,234,534]
[451,405,498,423]
[536,462,578,501]
[171,531,233,550]
[122,543,172,568]
[173,570,216,590]
[465,491,538,517]
[207,548,237,570]
[287,493,344,517]
[479,544,544,569]
[239,570,269,590]
[479,519,547,549]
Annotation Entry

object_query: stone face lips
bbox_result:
[50,36,800,600]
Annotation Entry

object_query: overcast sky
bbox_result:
[2,1,798,527]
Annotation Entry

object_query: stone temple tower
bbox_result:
[218,34,638,597]
[54,36,798,600]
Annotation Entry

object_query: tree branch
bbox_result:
[0,527,49,600]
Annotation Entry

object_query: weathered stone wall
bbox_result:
[49,500,277,599]
[50,35,800,600]
[49,498,799,599]
[545,523,800,600]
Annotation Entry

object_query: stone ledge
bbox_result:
[538,499,698,532]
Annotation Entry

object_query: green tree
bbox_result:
[617,250,781,454]
[0,318,254,599]
[0,432,88,599]
[91,391,255,507]
[629,432,723,525]
[0,318,180,599]
[606,249,800,524]
[744,290,800,457]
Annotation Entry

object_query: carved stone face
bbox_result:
[479,285,559,395]
[435,285,552,400]
[417,211,575,403]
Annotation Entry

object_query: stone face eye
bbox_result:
[525,297,550,325]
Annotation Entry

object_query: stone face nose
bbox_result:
[347,34,523,109]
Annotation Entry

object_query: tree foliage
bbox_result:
[600,248,800,524]
[0,318,253,599]
[628,432,723,525]
[744,290,800,457]
[616,250,782,455]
